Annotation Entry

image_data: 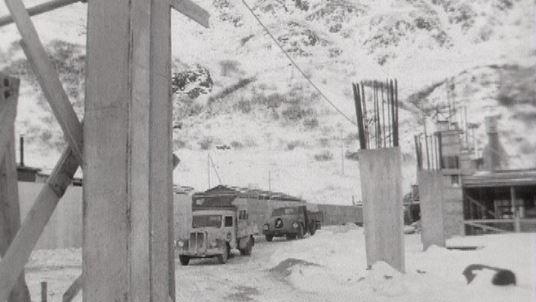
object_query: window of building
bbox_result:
[224,216,233,227]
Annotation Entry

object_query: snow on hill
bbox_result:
[0,0,534,204]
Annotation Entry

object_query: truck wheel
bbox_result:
[309,227,316,236]
[179,255,190,266]
[239,237,253,256]
[265,235,273,242]
[286,234,296,240]
[216,244,229,264]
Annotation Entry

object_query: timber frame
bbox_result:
[0,0,209,301]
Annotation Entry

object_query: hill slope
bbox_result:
[0,0,534,203]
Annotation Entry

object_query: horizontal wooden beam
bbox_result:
[170,0,210,28]
[0,147,79,302]
[0,0,81,28]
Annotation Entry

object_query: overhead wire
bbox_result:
[239,0,357,126]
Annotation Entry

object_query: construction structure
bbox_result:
[352,80,405,272]
[414,120,464,249]
[415,114,536,242]
[0,73,32,302]
[0,0,209,301]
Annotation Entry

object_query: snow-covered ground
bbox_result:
[25,226,535,301]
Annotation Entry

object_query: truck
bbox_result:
[176,189,258,265]
[262,205,322,241]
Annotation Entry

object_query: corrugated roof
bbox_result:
[463,169,536,187]
[199,185,303,202]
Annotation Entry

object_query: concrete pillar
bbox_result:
[83,0,173,301]
[359,148,404,272]
[417,171,446,250]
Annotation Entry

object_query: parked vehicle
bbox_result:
[262,205,322,241]
[176,192,258,265]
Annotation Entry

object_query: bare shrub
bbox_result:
[314,150,333,161]
[198,136,213,150]
[230,140,244,149]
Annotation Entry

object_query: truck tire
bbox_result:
[239,237,253,256]
[286,234,296,240]
[216,244,229,264]
[179,255,190,266]
[309,226,316,236]
[265,235,273,242]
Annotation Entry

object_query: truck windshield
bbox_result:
[272,207,297,216]
[192,215,222,228]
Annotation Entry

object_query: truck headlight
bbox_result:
[177,240,184,247]
[292,222,299,228]
[263,224,269,230]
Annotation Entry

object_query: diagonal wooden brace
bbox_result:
[62,274,82,302]
[0,146,79,302]
[4,0,83,164]
[170,0,210,28]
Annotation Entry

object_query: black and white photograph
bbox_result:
[0,0,534,301]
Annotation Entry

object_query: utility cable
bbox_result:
[240,0,357,126]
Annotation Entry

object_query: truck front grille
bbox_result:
[190,232,205,252]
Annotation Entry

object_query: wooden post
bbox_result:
[0,74,31,302]
[83,0,173,301]
[40,282,47,302]
[511,186,520,232]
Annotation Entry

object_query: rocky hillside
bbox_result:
[0,0,534,203]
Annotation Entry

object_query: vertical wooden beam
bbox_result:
[0,74,18,162]
[84,0,172,301]
[511,186,520,232]
[0,75,31,302]
[359,148,404,272]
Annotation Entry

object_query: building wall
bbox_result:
[18,182,83,250]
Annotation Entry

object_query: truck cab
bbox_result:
[262,205,322,241]
[176,191,257,265]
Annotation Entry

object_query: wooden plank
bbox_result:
[0,87,31,302]
[84,0,130,299]
[0,0,80,28]
[0,147,79,302]
[5,0,83,164]
[170,0,210,28]
[0,74,19,162]
[464,221,508,233]
[84,0,173,300]
[465,195,496,218]
[62,275,82,302]
[359,148,404,272]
